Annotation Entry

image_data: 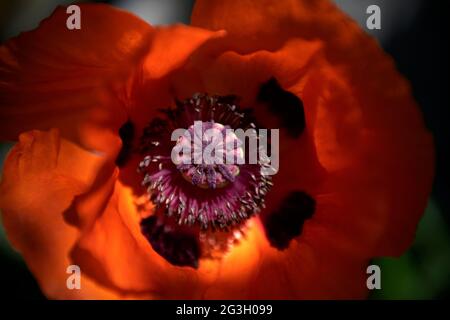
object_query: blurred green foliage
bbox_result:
[371,200,450,299]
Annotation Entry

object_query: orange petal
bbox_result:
[191,0,434,256]
[71,180,273,299]
[71,180,219,298]
[125,25,226,147]
[173,38,321,104]
[0,128,119,298]
[191,0,313,53]
[0,3,153,154]
[186,0,434,299]
[192,0,350,53]
[202,219,368,299]
[300,54,434,257]
[119,25,226,191]
[143,25,225,80]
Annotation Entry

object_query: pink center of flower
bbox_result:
[137,93,275,267]
[174,121,242,189]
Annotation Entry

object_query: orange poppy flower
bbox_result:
[0,1,434,299]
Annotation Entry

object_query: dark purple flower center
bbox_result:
[137,93,274,267]
[138,94,272,230]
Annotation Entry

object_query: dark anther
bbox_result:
[140,117,168,153]
[140,216,200,268]
[159,107,182,122]
[142,117,168,137]
[257,77,306,138]
[115,120,134,167]
[216,94,239,105]
[264,191,315,250]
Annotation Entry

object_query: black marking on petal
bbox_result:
[257,77,306,138]
[115,120,135,167]
[140,216,200,268]
[264,191,315,250]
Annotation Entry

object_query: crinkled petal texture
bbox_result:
[188,0,434,298]
[0,4,152,158]
[0,129,116,298]
[0,1,433,299]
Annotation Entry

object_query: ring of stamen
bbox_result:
[137,93,274,265]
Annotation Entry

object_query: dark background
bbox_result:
[0,0,448,299]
